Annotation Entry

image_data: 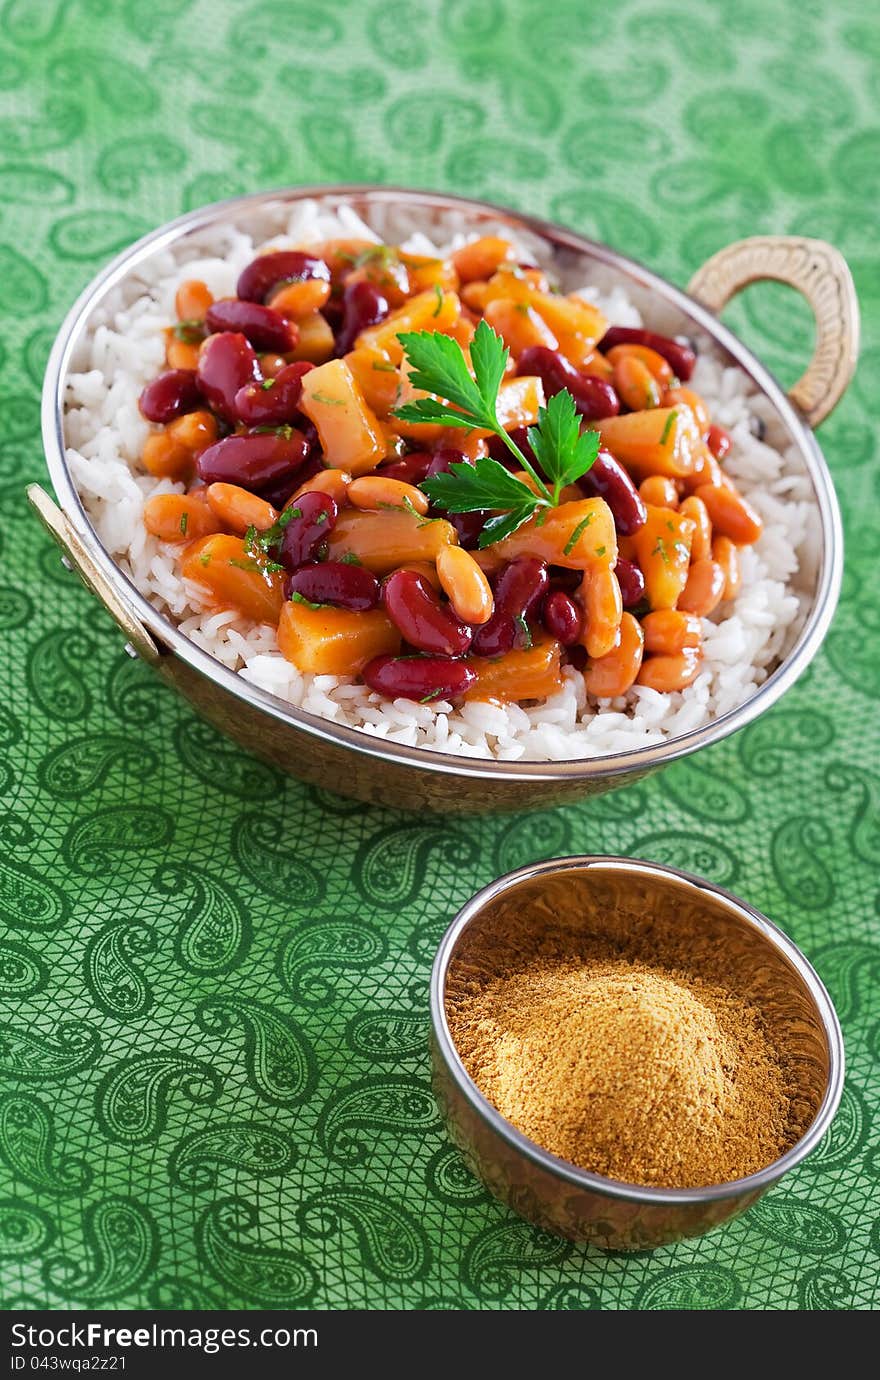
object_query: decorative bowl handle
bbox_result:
[687,235,859,429]
[27,484,160,663]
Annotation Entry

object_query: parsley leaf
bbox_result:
[394,326,491,427]
[421,456,540,515]
[393,321,552,500]
[421,457,545,549]
[393,322,605,546]
[527,390,600,500]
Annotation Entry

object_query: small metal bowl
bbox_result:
[430,856,843,1251]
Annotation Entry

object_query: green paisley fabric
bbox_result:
[0,0,878,1313]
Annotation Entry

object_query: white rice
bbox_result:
[65,200,814,762]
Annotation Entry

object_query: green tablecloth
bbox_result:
[0,0,877,1312]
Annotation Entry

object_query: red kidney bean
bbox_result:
[205,299,298,353]
[487,428,534,472]
[286,560,379,611]
[471,557,549,658]
[541,590,582,645]
[382,570,473,657]
[516,346,620,421]
[706,423,732,460]
[236,251,331,304]
[279,491,338,571]
[259,464,317,510]
[196,430,308,490]
[234,362,314,426]
[138,369,201,424]
[375,451,434,484]
[196,332,260,422]
[576,448,647,535]
[598,327,696,382]
[421,450,483,544]
[449,511,486,549]
[425,447,469,479]
[334,279,390,355]
[362,654,476,702]
[615,557,645,608]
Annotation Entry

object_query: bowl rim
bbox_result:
[43,182,844,783]
[429,854,845,1205]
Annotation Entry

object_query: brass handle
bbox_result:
[27,484,160,664]
[687,235,859,429]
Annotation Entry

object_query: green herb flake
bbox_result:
[352,244,397,271]
[252,424,294,439]
[199,552,212,567]
[229,557,259,572]
[659,409,678,445]
[419,688,443,703]
[652,536,670,566]
[513,613,533,649]
[315,512,328,525]
[311,391,345,407]
[563,513,594,556]
[290,591,325,610]
[595,544,606,557]
[371,360,397,372]
[179,512,188,535]
[432,284,444,317]
[173,318,204,344]
[260,378,277,391]
[287,507,302,520]
[340,552,363,566]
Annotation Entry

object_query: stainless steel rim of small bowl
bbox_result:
[429,855,845,1206]
[42,183,844,785]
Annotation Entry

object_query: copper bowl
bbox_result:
[32,186,858,813]
[430,856,844,1250]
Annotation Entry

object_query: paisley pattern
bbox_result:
[230,810,325,903]
[635,1265,742,1310]
[462,1221,571,1300]
[63,804,174,876]
[749,1194,846,1255]
[196,1198,316,1307]
[346,1010,426,1062]
[0,817,68,930]
[318,1076,439,1165]
[353,823,480,907]
[276,918,386,1008]
[153,864,251,976]
[0,1019,100,1082]
[84,919,156,1018]
[168,1122,297,1192]
[41,1197,158,1303]
[0,1198,55,1261]
[0,939,48,997]
[38,732,159,797]
[1,0,876,1310]
[0,1093,91,1197]
[297,1187,430,1283]
[196,997,317,1107]
[95,1053,222,1145]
